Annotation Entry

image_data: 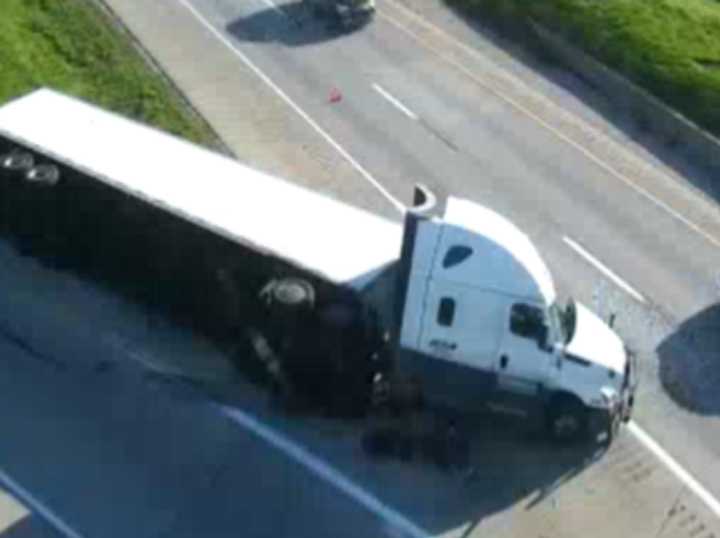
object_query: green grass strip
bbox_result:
[448,0,720,137]
[0,0,216,146]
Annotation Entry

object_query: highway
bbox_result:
[0,236,719,538]
[176,0,720,504]
[2,0,720,535]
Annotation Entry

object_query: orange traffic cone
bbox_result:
[328,87,342,103]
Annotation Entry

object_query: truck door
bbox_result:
[496,302,553,396]
[414,282,504,407]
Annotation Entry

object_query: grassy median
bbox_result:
[448,0,720,138]
[0,0,216,146]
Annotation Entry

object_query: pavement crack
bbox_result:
[418,118,459,152]
[655,485,685,537]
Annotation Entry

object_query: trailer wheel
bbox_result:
[1,151,34,171]
[546,396,588,443]
[263,278,315,310]
[25,164,60,186]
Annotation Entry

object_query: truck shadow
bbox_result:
[215,389,602,537]
[226,2,363,47]
[657,303,720,415]
[436,0,720,210]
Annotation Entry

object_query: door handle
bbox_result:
[500,355,509,369]
[430,339,457,350]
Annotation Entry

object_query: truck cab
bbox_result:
[397,196,637,441]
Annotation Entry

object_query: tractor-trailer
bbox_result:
[0,89,637,442]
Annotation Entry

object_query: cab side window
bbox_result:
[509,303,545,340]
[437,297,456,327]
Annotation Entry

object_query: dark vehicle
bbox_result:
[304,0,375,29]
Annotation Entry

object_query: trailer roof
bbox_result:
[0,89,404,284]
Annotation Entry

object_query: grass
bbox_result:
[0,0,217,146]
[446,0,720,138]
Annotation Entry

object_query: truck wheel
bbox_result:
[265,278,315,310]
[1,151,34,171]
[546,397,588,443]
[25,164,60,186]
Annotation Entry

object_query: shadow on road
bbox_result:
[0,222,603,537]
[657,303,720,415]
[217,389,603,537]
[437,0,720,210]
[226,2,364,47]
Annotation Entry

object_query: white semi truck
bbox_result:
[0,89,636,442]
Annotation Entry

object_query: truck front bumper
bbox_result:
[587,350,638,442]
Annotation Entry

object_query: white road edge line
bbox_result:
[563,236,646,303]
[177,0,406,214]
[628,421,720,519]
[379,10,720,250]
[0,468,86,538]
[372,83,419,120]
[260,0,285,17]
[219,406,428,538]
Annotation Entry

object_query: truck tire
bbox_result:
[546,396,588,443]
[264,278,315,311]
[1,151,34,172]
[25,164,60,186]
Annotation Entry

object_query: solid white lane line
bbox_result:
[260,0,285,16]
[379,9,720,250]
[178,0,406,214]
[372,84,419,120]
[0,468,85,538]
[628,422,720,519]
[219,406,428,538]
[563,236,646,303]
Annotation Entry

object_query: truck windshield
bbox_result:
[547,300,575,345]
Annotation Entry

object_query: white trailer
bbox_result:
[0,89,636,442]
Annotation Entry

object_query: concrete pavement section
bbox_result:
[97,0,401,221]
